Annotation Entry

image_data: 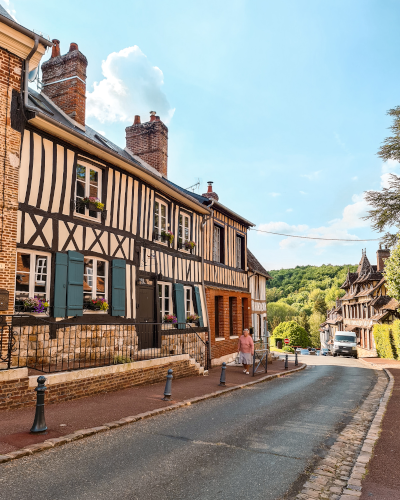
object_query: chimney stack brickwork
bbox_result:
[41,40,88,126]
[377,246,391,272]
[125,113,168,177]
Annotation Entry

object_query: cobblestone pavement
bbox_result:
[295,363,390,500]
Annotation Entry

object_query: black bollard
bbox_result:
[284,354,288,370]
[30,376,48,434]
[295,351,298,366]
[162,369,173,401]
[219,362,226,386]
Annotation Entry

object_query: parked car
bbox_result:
[295,348,302,354]
[300,349,310,355]
[309,348,316,356]
[321,348,330,356]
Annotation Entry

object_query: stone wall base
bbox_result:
[357,346,377,358]
[0,355,202,411]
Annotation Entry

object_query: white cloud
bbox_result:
[299,191,307,195]
[257,192,370,250]
[380,159,400,188]
[352,176,358,181]
[301,170,321,180]
[286,208,293,212]
[334,132,346,149]
[86,46,175,125]
[269,192,281,197]
[0,0,17,20]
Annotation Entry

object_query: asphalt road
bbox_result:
[0,356,377,500]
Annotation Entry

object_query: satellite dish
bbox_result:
[28,67,38,82]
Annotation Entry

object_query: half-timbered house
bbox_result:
[2,34,213,367]
[247,249,271,342]
[321,247,399,357]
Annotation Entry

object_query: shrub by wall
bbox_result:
[391,320,400,359]
[272,321,309,348]
[373,324,397,359]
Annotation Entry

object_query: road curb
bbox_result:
[339,366,394,499]
[0,363,307,464]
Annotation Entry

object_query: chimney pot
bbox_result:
[51,39,60,58]
[207,182,213,193]
[134,115,141,125]
[202,181,219,201]
[69,42,79,52]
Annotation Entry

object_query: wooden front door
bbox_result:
[136,280,157,349]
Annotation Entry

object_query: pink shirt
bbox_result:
[238,335,254,354]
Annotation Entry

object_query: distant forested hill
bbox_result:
[266,264,357,346]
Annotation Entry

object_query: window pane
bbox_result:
[89,184,98,198]
[16,273,29,292]
[178,215,183,239]
[97,260,106,277]
[161,205,166,218]
[96,276,105,294]
[83,259,93,293]
[17,253,30,273]
[164,297,169,314]
[34,256,47,294]
[76,181,85,198]
[77,165,86,181]
[90,169,98,185]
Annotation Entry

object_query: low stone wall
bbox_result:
[357,346,377,358]
[12,324,138,368]
[0,355,202,411]
[161,331,206,365]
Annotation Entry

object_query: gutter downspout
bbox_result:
[22,35,39,111]
[201,199,215,367]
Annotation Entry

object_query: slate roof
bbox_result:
[28,88,142,167]
[247,249,271,279]
[0,5,13,21]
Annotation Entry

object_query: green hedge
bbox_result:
[391,320,400,359]
[282,346,295,353]
[373,324,397,359]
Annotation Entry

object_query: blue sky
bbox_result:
[5,0,400,270]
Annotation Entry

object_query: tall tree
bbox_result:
[364,107,400,247]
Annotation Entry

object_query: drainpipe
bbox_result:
[201,199,215,365]
[22,35,39,111]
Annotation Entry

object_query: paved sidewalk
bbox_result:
[0,359,297,456]
[359,358,400,500]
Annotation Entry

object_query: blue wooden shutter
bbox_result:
[66,251,84,316]
[112,259,126,317]
[53,252,68,317]
[194,286,204,327]
[174,283,185,329]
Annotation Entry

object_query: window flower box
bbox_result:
[161,230,174,246]
[186,314,199,327]
[184,241,196,251]
[16,297,49,314]
[84,298,109,312]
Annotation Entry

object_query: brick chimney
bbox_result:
[377,244,390,272]
[125,111,168,177]
[202,181,219,201]
[41,40,88,126]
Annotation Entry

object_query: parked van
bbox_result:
[332,331,358,358]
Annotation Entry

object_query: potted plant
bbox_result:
[161,230,174,246]
[184,241,196,252]
[163,314,177,329]
[80,197,105,212]
[91,297,109,311]
[186,314,199,327]
[23,297,49,313]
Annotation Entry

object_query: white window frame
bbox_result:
[75,162,102,221]
[179,213,191,246]
[213,225,221,262]
[184,286,193,319]
[14,250,51,310]
[83,257,108,301]
[159,282,172,317]
[154,199,168,238]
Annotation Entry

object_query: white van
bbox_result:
[332,331,358,358]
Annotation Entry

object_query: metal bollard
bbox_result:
[219,362,226,386]
[162,369,173,401]
[30,376,48,434]
[295,351,298,366]
[284,354,288,370]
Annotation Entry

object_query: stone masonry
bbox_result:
[0,48,24,317]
